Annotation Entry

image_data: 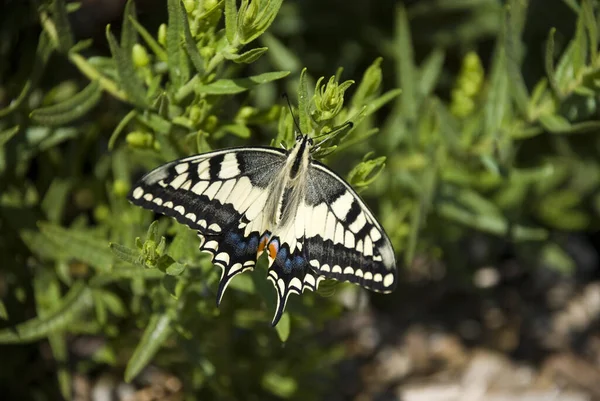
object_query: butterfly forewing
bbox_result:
[128,147,287,303]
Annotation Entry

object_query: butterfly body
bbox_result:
[129,135,397,325]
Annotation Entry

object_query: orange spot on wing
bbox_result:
[268,241,279,260]
[257,233,270,256]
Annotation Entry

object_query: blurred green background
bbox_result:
[2,0,600,400]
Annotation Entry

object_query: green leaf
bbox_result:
[106,26,147,107]
[395,4,416,121]
[125,312,173,382]
[196,71,290,94]
[0,282,93,344]
[352,58,383,107]
[541,243,576,274]
[165,262,186,276]
[0,301,8,320]
[275,312,290,342]
[41,178,72,223]
[545,28,560,96]
[297,68,311,134]
[0,126,19,148]
[108,110,137,150]
[121,0,138,52]
[39,223,115,272]
[180,2,205,74]
[484,41,509,138]
[0,32,53,118]
[218,123,251,138]
[51,0,74,51]
[225,0,238,45]
[166,0,190,90]
[30,80,103,126]
[504,5,530,117]
[438,200,548,241]
[418,48,445,97]
[261,33,301,73]
[582,0,597,63]
[33,272,71,400]
[224,47,268,63]
[110,243,142,266]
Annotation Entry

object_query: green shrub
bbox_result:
[1,0,600,399]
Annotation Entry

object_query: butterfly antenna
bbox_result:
[281,93,303,134]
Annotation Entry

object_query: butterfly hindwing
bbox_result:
[301,162,397,292]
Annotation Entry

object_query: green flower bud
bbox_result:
[132,44,150,68]
[204,0,219,11]
[113,179,129,197]
[183,0,196,13]
[93,204,110,222]
[158,24,167,46]
[204,115,218,131]
[313,76,353,122]
[126,131,154,148]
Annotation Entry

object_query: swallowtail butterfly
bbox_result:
[128,134,397,325]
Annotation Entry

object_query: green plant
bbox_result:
[0,0,399,399]
[3,0,600,399]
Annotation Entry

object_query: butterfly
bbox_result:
[128,133,397,325]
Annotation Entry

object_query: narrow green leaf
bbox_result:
[165,262,186,276]
[108,110,137,150]
[110,243,141,266]
[106,26,148,107]
[0,301,8,320]
[41,178,72,223]
[224,47,268,63]
[261,33,301,73]
[297,68,311,134]
[504,6,530,117]
[166,0,190,89]
[395,4,416,121]
[51,0,74,51]
[484,42,509,138]
[218,124,251,138]
[545,28,560,96]
[225,0,238,45]
[539,113,572,132]
[180,2,205,74]
[0,32,53,118]
[121,0,138,52]
[418,48,445,97]
[0,282,93,344]
[39,223,114,272]
[438,201,548,241]
[125,312,173,382]
[275,312,290,342]
[362,88,402,118]
[582,0,598,63]
[34,272,71,400]
[0,126,19,148]
[196,71,290,94]
[542,243,576,274]
[30,80,103,126]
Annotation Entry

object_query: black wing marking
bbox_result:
[302,161,398,292]
[263,234,323,326]
[128,147,287,303]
